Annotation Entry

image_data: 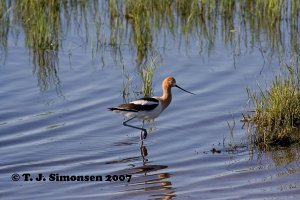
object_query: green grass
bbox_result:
[1,0,299,66]
[0,0,10,61]
[0,0,300,93]
[246,65,300,148]
[139,54,161,97]
[121,64,133,103]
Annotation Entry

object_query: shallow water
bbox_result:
[1,4,300,200]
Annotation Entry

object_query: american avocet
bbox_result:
[108,76,195,139]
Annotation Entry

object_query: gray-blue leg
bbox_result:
[122,117,147,140]
[140,120,147,140]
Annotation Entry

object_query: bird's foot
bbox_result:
[140,130,147,140]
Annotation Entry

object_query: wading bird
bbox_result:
[108,76,195,140]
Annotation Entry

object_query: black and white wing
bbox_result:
[108,97,159,112]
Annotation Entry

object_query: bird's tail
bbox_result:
[108,107,137,112]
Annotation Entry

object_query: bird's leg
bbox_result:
[123,117,147,139]
[140,120,147,140]
[140,140,148,165]
[141,120,145,128]
[122,117,136,125]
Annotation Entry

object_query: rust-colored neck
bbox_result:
[160,84,172,110]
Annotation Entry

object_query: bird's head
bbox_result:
[163,76,177,88]
[163,76,195,95]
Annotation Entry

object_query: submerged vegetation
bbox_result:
[13,0,61,92]
[0,0,299,104]
[0,0,299,64]
[245,63,300,148]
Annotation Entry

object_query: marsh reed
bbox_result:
[245,63,300,148]
[0,0,299,94]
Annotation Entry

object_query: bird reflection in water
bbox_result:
[106,140,176,199]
